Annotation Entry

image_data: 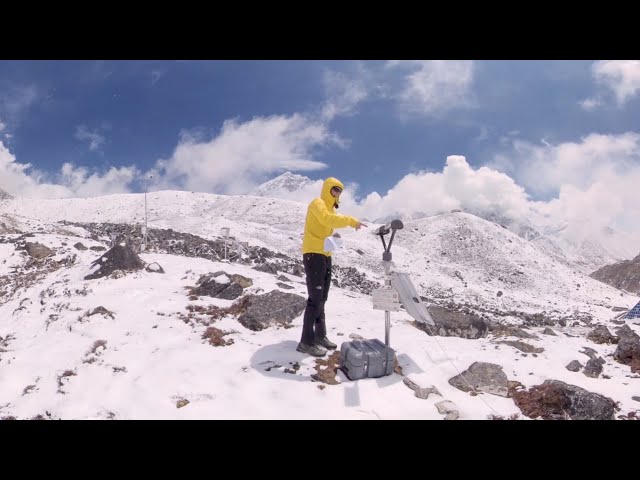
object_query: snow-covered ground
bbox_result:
[0,191,638,419]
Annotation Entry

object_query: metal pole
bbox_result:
[144,183,148,250]
[384,258,391,346]
[143,175,152,251]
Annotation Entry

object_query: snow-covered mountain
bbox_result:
[0,188,12,201]
[591,253,640,295]
[251,171,315,198]
[0,191,638,420]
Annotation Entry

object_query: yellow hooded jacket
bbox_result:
[302,177,359,256]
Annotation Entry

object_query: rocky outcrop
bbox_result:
[84,244,145,280]
[448,362,509,397]
[590,253,640,295]
[512,380,617,420]
[237,290,306,331]
[415,305,489,339]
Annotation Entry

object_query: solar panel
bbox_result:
[624,301,640,319]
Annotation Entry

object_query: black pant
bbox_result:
[300,253,332,345]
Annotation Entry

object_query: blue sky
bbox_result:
[2,60,640,251]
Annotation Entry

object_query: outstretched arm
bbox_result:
[309,199,360,229]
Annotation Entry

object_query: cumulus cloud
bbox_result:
[319,60,475,122]
[0,141,137,198]
[146,114,340,195]
[582,60,640,108]
[74,125,107,152]
[386,60,475,116]
[321,69,369,121]
[489,132,640,197]
[338,155,532,223]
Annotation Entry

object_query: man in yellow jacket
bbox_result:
[297,177,367,357]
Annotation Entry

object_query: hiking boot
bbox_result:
[296,342,326,357]
[314,336,337,350]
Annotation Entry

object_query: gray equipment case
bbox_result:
[340,338,395,380]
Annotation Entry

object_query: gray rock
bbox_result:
[632,396,640,402]
[403,378,441,399]
[587,325,618,345]
[583,357,605,378]
[74,242,88,251]
[276,282,294,290]
[237,290,306,331]
[580,347,599,360]
[544,380,616,420]
[615,324,640,342]
[566,360,583,372]
[84,244,145,280]
[192,274,245,300]
[90,246,106,252]
[276,275,291,283]
[88,306,115,319]
[435,400,459,420]
[230,274,253,288]
[416,305,489,339]
[331,265,380,296]
[543,327,557,336]
[613,336,640,368]
[25,242,53,259]
[253,263,278,275]
[145,262,165,274]
[499,340,544,353]
[448,362,509,397]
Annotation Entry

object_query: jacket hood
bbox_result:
[321,177,345,209]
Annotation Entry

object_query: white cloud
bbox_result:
[387,60,475,116]
[147,114,339,195]
[321,69,368,121]
[482,133,640,251]
[342,155,531,222]
[579,96,603,111]
[56,162,138,197]
[0,141,137,199]
[151,69,165,86]
[74,125,106,152]
[318,61,475,123]
[585,60,640,108]
[490,132,640,196]
[0,120,5,132]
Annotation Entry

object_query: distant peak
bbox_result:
[0,188,13,200]
[252,172,314,197]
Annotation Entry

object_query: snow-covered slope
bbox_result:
[1,192,639,420]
